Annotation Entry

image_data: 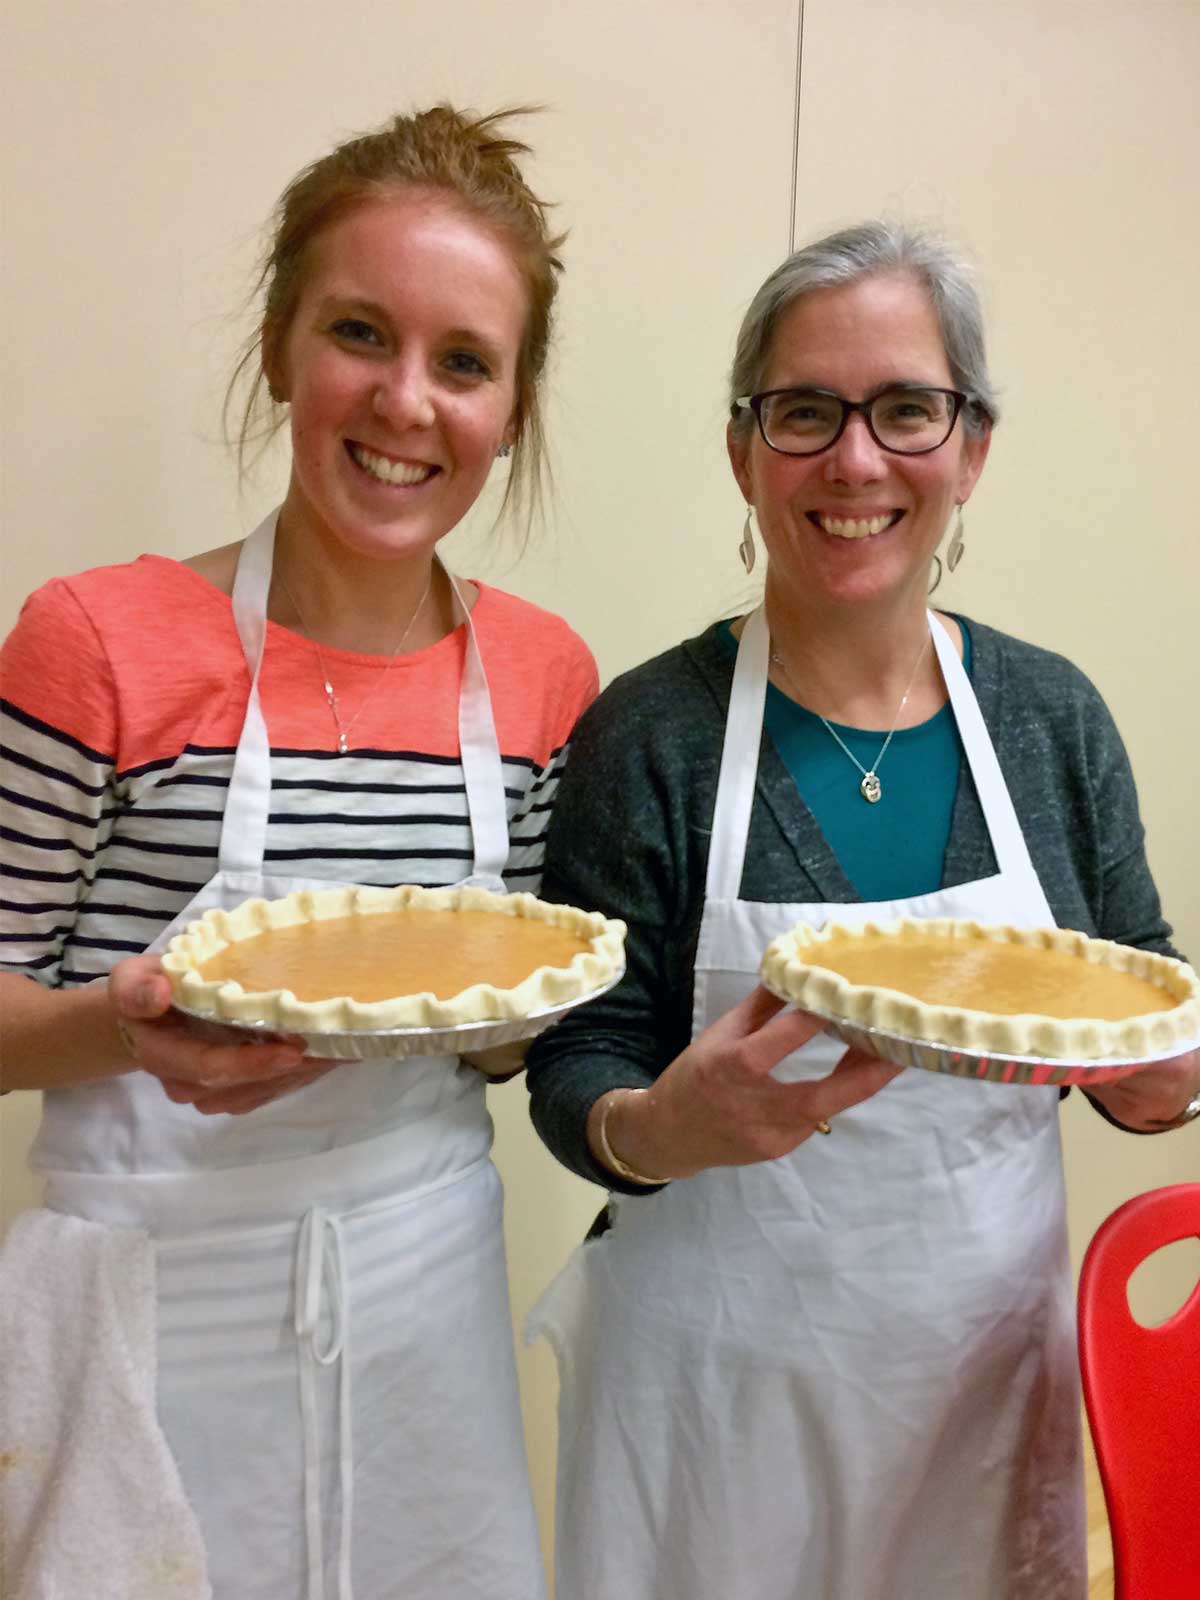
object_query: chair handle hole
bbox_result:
[1126,1236,1200,1328]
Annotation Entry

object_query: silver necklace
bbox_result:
[275,567,434,754]
[769,633,930,805]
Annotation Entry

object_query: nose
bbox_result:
[372,357,436,429]
[822,410,886,485]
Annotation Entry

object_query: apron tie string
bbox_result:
[294,1206,355,1600]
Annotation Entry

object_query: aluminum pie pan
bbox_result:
[786,1004,1200,1087]
[172,966,624,1060]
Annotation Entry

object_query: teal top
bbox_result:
[715,619,973,902]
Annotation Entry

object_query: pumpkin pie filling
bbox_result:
[759,918,1200,1062]
[800,937,1178,1022]
[197,909,592,1003]
[164,884,627,1033]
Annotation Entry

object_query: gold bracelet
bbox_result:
[595,1090,667,1186]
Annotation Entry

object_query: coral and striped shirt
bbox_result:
[1,555,598,994]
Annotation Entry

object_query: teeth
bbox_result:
[820,514,892,539]
[351,445,433,486]
[819,514,893,539]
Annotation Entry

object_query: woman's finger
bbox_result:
[137,1030,308,1089]
[702,983,791,1044]
[193,1065,338,1115]
[695,985,831,1080]
[733,1002,833,1078]
[155,1075,205,1104]
[777,1048,904,1128]
[159,1063,337,1115]
[108,956,174,1020]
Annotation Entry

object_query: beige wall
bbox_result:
[3,0,1198,1571]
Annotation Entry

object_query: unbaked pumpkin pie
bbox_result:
[760,918,1200,1061]
[163,884,626,1032]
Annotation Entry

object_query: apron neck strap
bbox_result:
[230,509,278,678]
[219,511,279,878]
[926,612,1038,882]
[446,568,509,887]
[705,607,770,901]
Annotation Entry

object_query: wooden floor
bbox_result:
[1085,1421,1115,1599]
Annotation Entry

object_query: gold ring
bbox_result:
[115,1017,138,1061]
[815,1119,832,1136]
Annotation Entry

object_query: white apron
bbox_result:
[532,608,1086,1600]
[39,512,547,1600]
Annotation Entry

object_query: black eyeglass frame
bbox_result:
[732,384,970,457]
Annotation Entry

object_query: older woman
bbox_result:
[526,221,1199,1600]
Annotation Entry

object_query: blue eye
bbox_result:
[331,319,382,346]
[444,350,491,379]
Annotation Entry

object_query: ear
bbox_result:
[261,325,288,405]
[500,394,523,452]
[726,419,755,505]
[955,419,992,505]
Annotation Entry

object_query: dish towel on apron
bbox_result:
[8,510,546,1600]
[531,607,1086,1600]
[0,1209,210,1600]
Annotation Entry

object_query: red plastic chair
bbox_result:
[1078,1183,1200,1599]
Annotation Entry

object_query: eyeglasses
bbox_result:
[732,384,968,457]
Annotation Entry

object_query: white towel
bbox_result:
[0,1208,211,1600]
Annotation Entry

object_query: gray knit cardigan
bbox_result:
[526,616,1183,1194]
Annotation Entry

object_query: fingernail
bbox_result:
[136,983,160,1010]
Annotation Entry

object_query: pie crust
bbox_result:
[759,918,1200,1061]
[163,884,626,1033]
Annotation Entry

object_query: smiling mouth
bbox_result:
[347,442,438,486]
[807,511,904,540]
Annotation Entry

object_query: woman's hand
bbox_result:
[461,1041,530,1080]
[109,954,335,1116]
[1084,1048,1200,1133]
[589,985,903,1182]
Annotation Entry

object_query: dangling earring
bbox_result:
[946,505,966,573]
[738,506,757,574]
[928,555,943,595]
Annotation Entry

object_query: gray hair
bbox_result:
[728,219,998,439]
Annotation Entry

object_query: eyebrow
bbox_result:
[315,297,510,367]
[773,380,946,399]
[315,295,388,322]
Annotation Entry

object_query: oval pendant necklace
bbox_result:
[769,632,931,805]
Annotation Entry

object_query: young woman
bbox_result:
[0,106,595,1600]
